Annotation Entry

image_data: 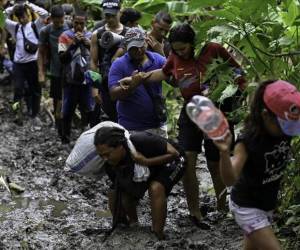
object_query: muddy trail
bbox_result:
[0,83,245,249]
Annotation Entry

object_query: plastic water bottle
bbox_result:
[186,95,229,140]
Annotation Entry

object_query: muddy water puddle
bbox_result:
[0,195,68,220]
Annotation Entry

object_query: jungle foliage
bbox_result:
[0,0,299,247]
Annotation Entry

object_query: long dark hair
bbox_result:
[168,23,195,56]
[243,80,277,139]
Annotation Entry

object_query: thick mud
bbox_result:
[0,83,244,249]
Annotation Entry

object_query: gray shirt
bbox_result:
[39,23,69,77]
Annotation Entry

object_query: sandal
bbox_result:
[189,215,211,230]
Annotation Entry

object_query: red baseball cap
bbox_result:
[263,80,300,136]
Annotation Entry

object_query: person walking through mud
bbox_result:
[94,126,186,240]
[108,27,168,138]
[38,4,70,137]
[90,0,128,124]
[213,80,300,250]
[119,23,246,227]
[4,2,48,125]
[58,10,93,144]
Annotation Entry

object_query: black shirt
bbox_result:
[231,133,292,211]
[105,132,169,198]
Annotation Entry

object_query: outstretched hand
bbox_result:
[119,71,153,90]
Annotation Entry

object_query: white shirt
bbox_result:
[5,3,48,63]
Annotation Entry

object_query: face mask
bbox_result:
[277,117,300,136]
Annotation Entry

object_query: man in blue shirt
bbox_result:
[108,27,167,137]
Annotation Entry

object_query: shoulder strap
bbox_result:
[20,25,26,38]
[121,26,129,36]
[15,24,19,37]
[31,22,39,39]
[96,26,106,41]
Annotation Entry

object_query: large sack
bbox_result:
[65,121,125,177]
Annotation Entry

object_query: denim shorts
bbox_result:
[229,198,273,235]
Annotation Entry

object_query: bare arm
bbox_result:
[90,31,99,72]
[109,70,142,101]
[37,44,47,83]
[90,31,101,103]
[214,132,248,186]
[132,143,179,167]
[111,47,125,62]
[119,69,168,90]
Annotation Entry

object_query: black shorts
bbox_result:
[178,105,235,162]
[50,76,62,100]
[150,156,186,196]
[105,156,186,199]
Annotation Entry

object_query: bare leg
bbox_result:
[55,100,62,120]
[206,160,227,211]
[148,181,167,239]
[183,151,202,219]
[246,226,281,250]
[244,236,257,250]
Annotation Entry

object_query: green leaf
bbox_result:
[133,0,167,13]
[138,12,153,28]
[294,176,300,190]
[207,25,239,40]
[208,8,240,22]
[286,216,298,225]
[167,1,189,13]
[277,36,294,46]
[0,11,4,29]
[188,0,224,9]
[219,84,239,103]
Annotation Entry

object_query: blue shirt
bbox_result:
[108,51,166,130]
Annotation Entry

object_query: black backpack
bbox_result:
[96,26,128,83]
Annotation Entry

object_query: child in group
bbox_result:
[213,80,300,250]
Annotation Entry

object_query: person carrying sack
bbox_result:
[94,126,186,240]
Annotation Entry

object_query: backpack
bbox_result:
[96,26,128,83]
[64,46,88,85]
[62,30,91,85]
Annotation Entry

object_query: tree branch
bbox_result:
[253,45,300,57]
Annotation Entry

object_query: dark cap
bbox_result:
[102,0,121,15]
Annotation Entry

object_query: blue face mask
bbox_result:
[277,117,300,136]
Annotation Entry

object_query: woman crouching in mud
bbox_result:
[94,126,186,240]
